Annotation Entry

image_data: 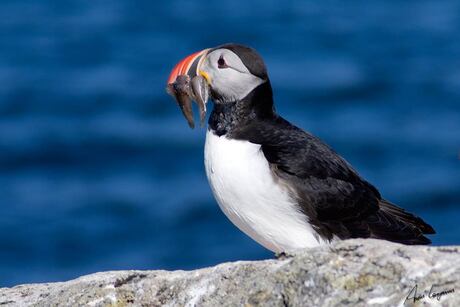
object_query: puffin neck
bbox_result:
[208,81,275,137]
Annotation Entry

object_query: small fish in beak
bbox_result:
[166,75,209,128]
[190,75,209,125]
[167,75,195,128]
[166,49,210,128]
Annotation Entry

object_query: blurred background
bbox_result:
[0,0,459,287]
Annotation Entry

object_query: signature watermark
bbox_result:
[404,284,455,304]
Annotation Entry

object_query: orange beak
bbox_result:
[167,49,210,85]
[166,48,211,129]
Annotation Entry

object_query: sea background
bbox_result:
[0,0,459,287]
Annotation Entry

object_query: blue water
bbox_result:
[0,0,459,287]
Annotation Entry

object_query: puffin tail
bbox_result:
[367,199,435,245]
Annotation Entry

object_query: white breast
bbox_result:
[204,129,328,252]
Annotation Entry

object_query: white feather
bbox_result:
[201,49,264,102]
[204,129,328,252]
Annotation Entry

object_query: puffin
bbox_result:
[166,43,435,253]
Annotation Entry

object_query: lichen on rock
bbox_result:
[0,239,458,306]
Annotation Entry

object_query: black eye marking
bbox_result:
[217,56,227,69]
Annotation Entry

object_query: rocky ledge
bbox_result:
[0,239,458,306]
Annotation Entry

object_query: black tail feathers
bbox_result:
[366,200,435,245]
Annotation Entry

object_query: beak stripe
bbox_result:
[187,56,202,79]
[167,49,209,84]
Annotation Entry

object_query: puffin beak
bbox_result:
[166,49,210,128]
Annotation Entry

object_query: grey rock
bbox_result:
[0,239,458,306]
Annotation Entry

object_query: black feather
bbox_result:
[215,43,268,80]
[213,81,435,245]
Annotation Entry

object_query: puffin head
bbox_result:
[167,44,271,127]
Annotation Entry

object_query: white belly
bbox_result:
[204,129,327,252]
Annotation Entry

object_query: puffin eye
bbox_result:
[217,56,227,68]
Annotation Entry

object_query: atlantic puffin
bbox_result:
[166,43,435,253]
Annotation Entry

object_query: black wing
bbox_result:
[232,116,434,244]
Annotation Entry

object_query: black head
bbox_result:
[214,43,268,81]
[199,43,270,104]
[167,43,274,131]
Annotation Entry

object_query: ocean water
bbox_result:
[0,0,459,287]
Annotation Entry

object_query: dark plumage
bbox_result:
[213,44,268,80]
[168,42,435,247]
[210,77,435,245]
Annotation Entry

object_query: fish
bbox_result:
[166,75,209,128]
[167,75,195,128]
[190,75,209,126]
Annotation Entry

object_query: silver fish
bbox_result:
[166,75,209,128]
[190,75,209,126]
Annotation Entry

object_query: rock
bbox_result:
[0,239,458,306]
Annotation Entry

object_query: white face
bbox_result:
[200,49,265,103]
